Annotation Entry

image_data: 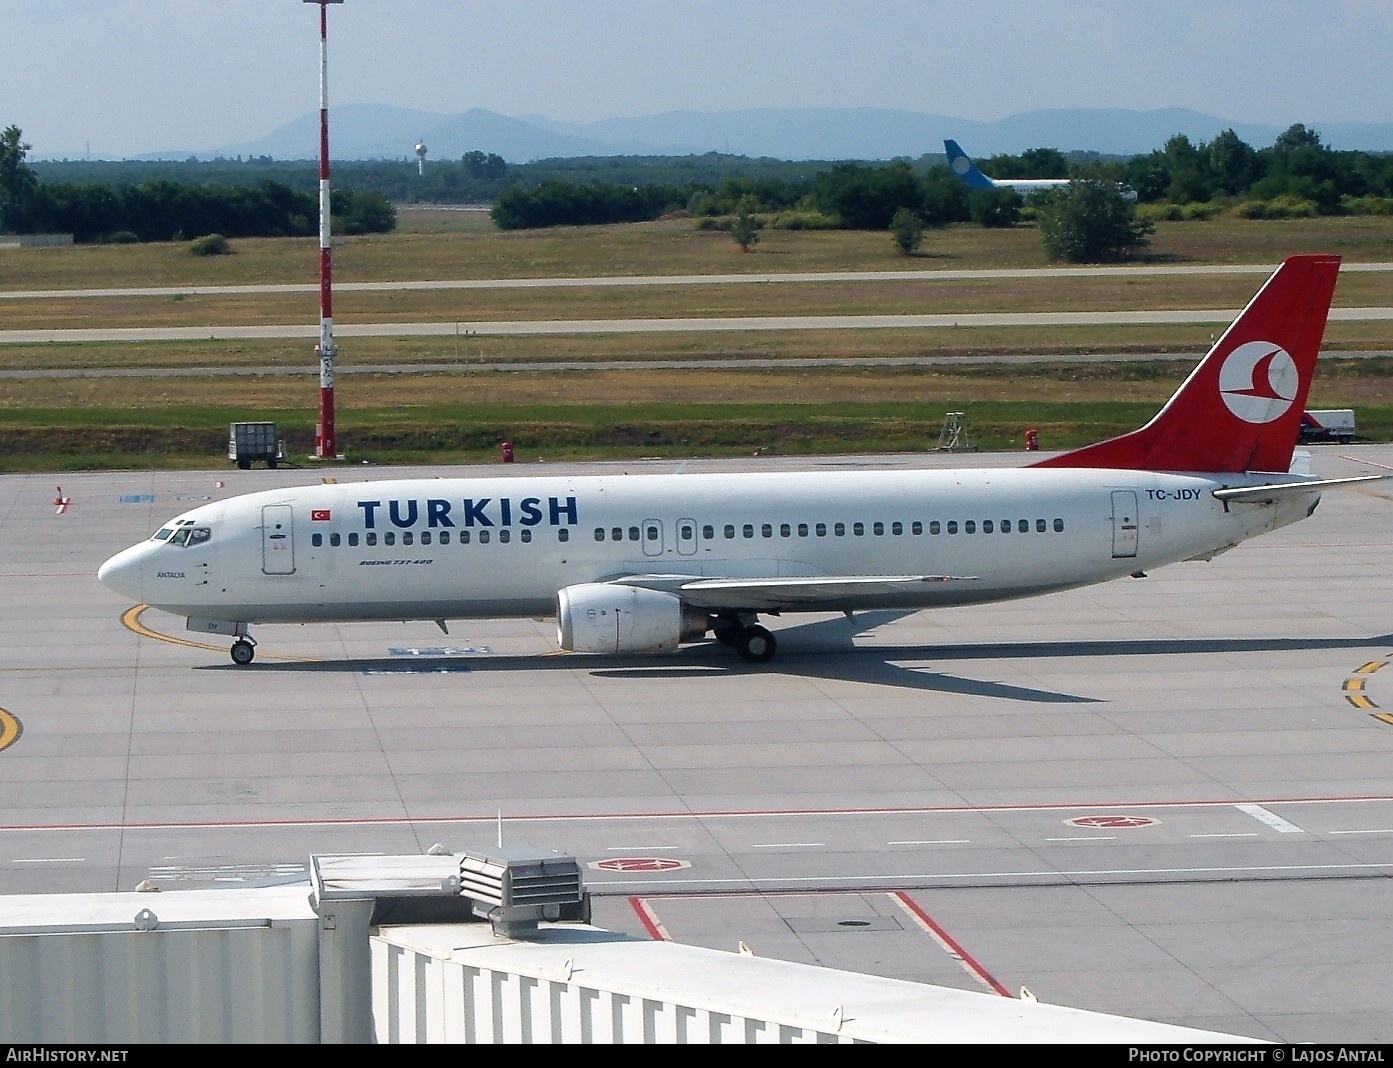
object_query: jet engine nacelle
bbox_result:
[556,583,710,655]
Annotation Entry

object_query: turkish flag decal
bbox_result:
[311,509,332,522]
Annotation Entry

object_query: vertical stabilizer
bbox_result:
[1031,255,1341,474]
[944,139,996,191]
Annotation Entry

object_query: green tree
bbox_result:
[461,150,507,180]
[968,186,1022,228]
[984,147,1069,180]
[810,161,922,229]
[1035,179,1154,263]
[1274,123,1323,152]
[889,207,925,254]
[729,196,763,252]
[0,125,39,232]
[1206,129,1259,196]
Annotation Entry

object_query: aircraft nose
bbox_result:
[98,544,146,601]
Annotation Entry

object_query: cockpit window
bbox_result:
[167,526,211,548]
[152,528,174,541]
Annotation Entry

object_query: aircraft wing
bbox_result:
[1212,474,1386,503]
[614,573,978,611]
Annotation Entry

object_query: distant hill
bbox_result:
[138,105,1393,164]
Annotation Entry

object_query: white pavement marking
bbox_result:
[1045,836,1118,842]
[1329,828,1393,835]
[1190,833,1260,839]
[1235,804,1306,834]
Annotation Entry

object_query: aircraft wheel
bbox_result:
[713,625,739,647]
[735,625,777,664]
[230,639,256,666]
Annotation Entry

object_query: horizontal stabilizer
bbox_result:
[1212,474,1386,503]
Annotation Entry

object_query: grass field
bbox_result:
[1,213,1389,471]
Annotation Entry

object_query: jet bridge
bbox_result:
[0,852,1266,1044]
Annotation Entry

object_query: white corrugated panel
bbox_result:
[0,887,320,1044]
[372,922,1264,1044]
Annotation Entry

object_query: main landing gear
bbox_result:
[713,615,778,664]
[230,637,257,665]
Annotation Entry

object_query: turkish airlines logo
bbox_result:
[1218,341,1298,424]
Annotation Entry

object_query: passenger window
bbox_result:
[1054,518,1064,532]
[929,520,939,535]
[520,529,532,543]
[761,523,772,538]
[403,532,414,546]
[703,525,714,540]
[479,530,491,544]
[629,527,640,542]
[348,533,359,547]
[420,532,431,546]
[384,532,396,546]
[460,530,471,544]
[892,521,902,535]
[499,529,511,544]
[983,521,994,534]
[594,528,605,541]
[724,524,735,539]
[780,523,790,537]
[834,522,845,536]
[366,532,377,546]
[873,522,885,536]
[557,529,569,543]
[964,521,976,534]
[1036,519,1046,533]
[1018,520,1029,533]
[947,521,958,535]
[853,522,864,536]
[645,525,657,542]
[312,533,323,547]
[816,523,827,537]
[743,524,754,539]
[330,533,341,547]
[680,524,693,540]
[612,528,623,542]
[911,521,922,535]
[798,523,809,537]
[438,531,448,545]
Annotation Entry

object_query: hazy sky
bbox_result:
[9,0,1393,158]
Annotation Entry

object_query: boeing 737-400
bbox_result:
[99,255,1376,665]
[945,139,1137,200]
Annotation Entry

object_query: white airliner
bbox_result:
[99,255,1375,666]
[944,139,1137,201]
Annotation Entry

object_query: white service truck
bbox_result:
[1298,409,1356,444]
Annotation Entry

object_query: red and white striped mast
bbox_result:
[307,0,343,460]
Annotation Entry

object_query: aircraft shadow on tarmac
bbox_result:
[195,616,1393,704]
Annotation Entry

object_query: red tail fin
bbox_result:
[1032,255,1341,473]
